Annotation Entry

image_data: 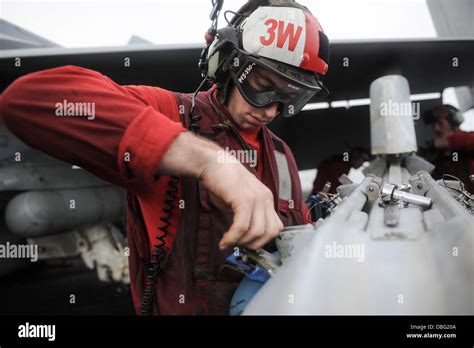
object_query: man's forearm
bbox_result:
[157,131,224,179]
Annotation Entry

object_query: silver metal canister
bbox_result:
[369,75,418,155]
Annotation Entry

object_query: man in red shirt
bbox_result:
[0,0,329,315]
[310,147,369,195]
[422,104,474,193]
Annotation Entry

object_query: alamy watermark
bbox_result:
[380,100,420,120]
[55,99,96,120]
[324,242,365,262]
[0,242,38,262]
[217,148,257,168]
[18,322,55,341]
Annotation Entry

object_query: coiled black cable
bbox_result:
[140,176,179,315]
[140,81,205,315]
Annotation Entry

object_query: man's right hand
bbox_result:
[158,131,284,250]
[199,160,284,250]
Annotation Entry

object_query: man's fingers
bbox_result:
[219,201,252,249]
[246,207,283,250]
[201,162,282,250]
[236,202,266,245]
[219,186,284,250]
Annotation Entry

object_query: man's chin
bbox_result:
[242,123,261,131]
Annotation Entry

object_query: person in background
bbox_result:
[309,147,369,196]
[421,104,474,193]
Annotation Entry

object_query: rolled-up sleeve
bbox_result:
[0,65,186,192]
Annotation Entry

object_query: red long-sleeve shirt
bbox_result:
[0,65,188,251]
[0,65,309,253]
[1,65,186,189]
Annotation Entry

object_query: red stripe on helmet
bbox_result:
[300,12,328,75]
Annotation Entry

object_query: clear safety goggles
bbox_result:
[228,50,326,117]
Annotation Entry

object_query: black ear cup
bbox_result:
[203,27,241,80]
[445,106,464,127]
[198,48,210,77]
